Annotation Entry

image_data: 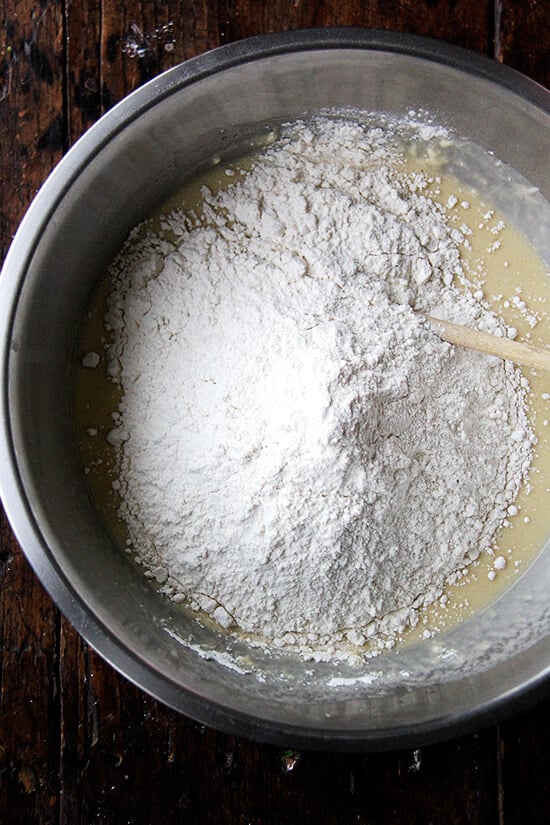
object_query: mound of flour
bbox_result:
[105,116,533,660]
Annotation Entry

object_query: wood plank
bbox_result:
[212,0,492,53]
[0,0,65,259]
[60,706,500,825]
[98,1,193,108]
[0,2,64,823]
[0,512,60,823]
[496,0,550,88]
[65,0,103,144]
[498,703,550,825]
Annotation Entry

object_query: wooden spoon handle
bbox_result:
[426,315,550,373]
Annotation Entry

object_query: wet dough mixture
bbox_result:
[75,113,550,663]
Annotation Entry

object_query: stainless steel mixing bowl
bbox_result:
[1,29,549,750]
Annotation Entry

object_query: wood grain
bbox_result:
[498,702,550,824]
[0,0,65,259]
[212,0,493,53]
[426,314,550,372]
[0,2,64,821]
[496,0,550,88]
[1,1,550,823]
[0,517,60,822]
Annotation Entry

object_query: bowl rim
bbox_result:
[1,27,549,750]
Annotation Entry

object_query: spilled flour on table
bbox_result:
[102,114,534,662]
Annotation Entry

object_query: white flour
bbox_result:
[104,115,533,661]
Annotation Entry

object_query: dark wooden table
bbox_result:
[1,2,549,823]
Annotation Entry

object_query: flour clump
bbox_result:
[105,115,533,661]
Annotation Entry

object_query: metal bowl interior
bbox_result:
[1,29,550,749]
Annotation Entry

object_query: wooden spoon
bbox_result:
[426,315,550,373]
